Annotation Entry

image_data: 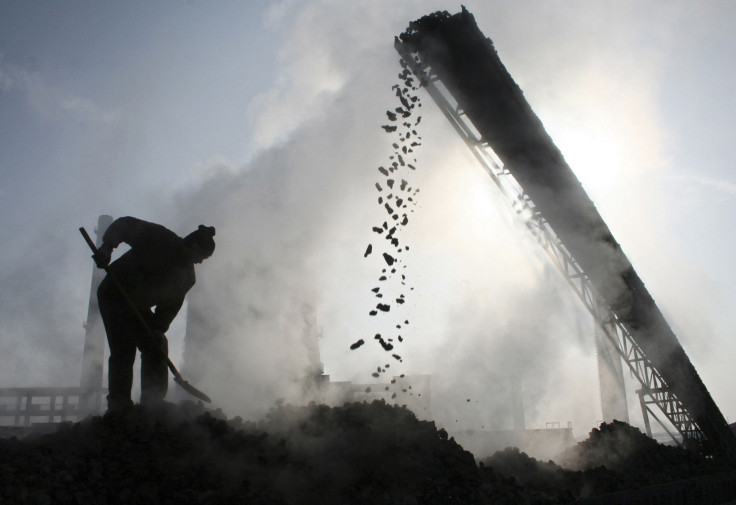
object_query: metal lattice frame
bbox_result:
[400,51,705,444]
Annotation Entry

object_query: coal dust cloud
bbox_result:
[2,0,736,445]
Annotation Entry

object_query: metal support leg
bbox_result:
[638,389,653,438]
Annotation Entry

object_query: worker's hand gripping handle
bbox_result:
[80,227,112,268]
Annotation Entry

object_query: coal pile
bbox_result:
[0,401,503,505]
[4,407,734,505]
[481,421,734,502]
[482,447,622,501]
[555,420,727,487]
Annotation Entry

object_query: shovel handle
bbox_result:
[80,227,98,254]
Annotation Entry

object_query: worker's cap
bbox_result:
[184,225,216,257]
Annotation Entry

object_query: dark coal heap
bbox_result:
[482,421,733,502]
[0,401,490,505]
[4,405,733,505]
[556,420,726,485]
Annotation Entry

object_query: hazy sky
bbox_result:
[1,0,735,440]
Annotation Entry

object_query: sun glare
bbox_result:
[554,127,622,198]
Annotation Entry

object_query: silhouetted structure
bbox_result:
[396,7,736,456]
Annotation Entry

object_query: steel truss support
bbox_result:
[398,50,706,445]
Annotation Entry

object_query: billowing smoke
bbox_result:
[156,45,601,434]
[133,4,608,437]
[159,67,407,418]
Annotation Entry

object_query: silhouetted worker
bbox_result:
[93,216,216,412]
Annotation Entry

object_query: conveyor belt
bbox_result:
[396,7,736,456]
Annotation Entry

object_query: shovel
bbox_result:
[80,226,212,403]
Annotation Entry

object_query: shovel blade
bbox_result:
[174,376,212,403]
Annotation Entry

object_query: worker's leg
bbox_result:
[140,332,168,405]
[98,283,136,412]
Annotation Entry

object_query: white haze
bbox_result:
[1,0,736,443]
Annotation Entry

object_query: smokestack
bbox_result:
[79,214,113,413]
[298,302,329,398]
[510,375,525,430]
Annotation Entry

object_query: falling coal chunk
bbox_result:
[374,334,394,351]
[382,253,395,266]
[364,244,372,258]
[350,339,365,350]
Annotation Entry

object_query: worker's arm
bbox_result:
[94,216,177,268]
